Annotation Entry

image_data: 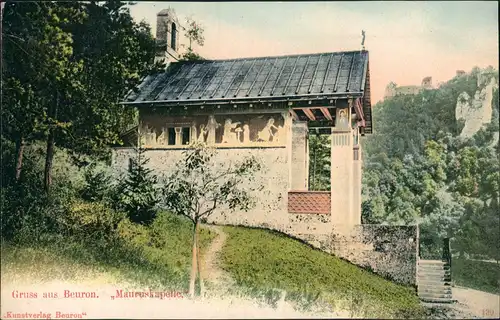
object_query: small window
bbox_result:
[182,127,190,145]
[171,22,177,50]
[168,128,176,145]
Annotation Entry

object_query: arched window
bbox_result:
[171,22,177,50]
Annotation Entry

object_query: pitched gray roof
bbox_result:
[124,50,370,105]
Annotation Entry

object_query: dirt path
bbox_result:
[423,287,499,319]
[199,224,235,298]
[452,286,499,318]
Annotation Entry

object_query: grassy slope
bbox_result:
[1,212,216,291]
[220,226,425,318]
[453,258,500,294]
[2,211,425,318]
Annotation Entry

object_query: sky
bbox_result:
[129,1,499,103]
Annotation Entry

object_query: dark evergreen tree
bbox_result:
[81,163,112,202]
[308,134,331,191]
[114,147,159,225]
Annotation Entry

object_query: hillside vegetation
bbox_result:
[220,226,424,318]
[362,67,499,257]
[360,67,499,292]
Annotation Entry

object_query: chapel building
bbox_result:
[113,8,373,233]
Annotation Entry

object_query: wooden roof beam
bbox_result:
[319,107,333,120]
[290,109,299,121]
[302,108,316,121]
[354,98,366,127]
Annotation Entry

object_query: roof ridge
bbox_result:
[174,49,368,65]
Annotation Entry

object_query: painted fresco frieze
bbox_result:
[139,112,288,148]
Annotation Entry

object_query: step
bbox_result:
[418,276,452,282]
[418,277,452,283]
[418,270,451,277]
[419,297,454,303]
[417,279,452,286]
[418,269,450,274]
[418,284,452,290]
[418,293,453,300]
[418,288,452,295]
[418,284,451,288]
[418,264,451,270]
[418,268,451,274]
[418,276,452,283]
[418,260,447,265]
[418,285,452,292]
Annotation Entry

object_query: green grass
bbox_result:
[2,211,216,292]
[453,258,500,294]
[220,226,425,319]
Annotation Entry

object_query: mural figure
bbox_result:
[148,126,157,145]
[257,117,278,142]
[198,124,208,143]
[206,115,220,144]
[337,109,349,129]
[234,127,243,143]
[274,125,284,143]
[222,119,241,143]
[190,122,197,143]
[140,124,154,145]
[157,127,167,145]
[242,124,250,143]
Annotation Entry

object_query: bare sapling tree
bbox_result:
[180,17,205,61]
[162,142,262,298]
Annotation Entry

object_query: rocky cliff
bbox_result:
[455,71,498,143]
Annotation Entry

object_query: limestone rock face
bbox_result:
[456,73,497,138]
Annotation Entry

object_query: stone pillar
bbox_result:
[305,129,310,190]
[174,127,182,145]
[291,121,309,190]
[285,112,294,190]
[352,142,362,225]
[331,107,354,225]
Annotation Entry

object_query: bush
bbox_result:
[116,217,151,249]
[63,200,126,241]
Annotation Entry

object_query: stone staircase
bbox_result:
[417,259,453,303]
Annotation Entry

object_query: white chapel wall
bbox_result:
[111,147,289,229]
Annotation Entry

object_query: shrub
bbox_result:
[116,217,151,249]
[63,200,126,241]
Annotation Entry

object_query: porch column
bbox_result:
[291,121,309,190]
[353,136,362,225]
[331,107,355,225]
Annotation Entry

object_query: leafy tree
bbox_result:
[58,2,161,162]
[114,147,159,225]
[1,2,84,186]
[162,143,262,297]
[2,1,159,192]
[184,17,204,50]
